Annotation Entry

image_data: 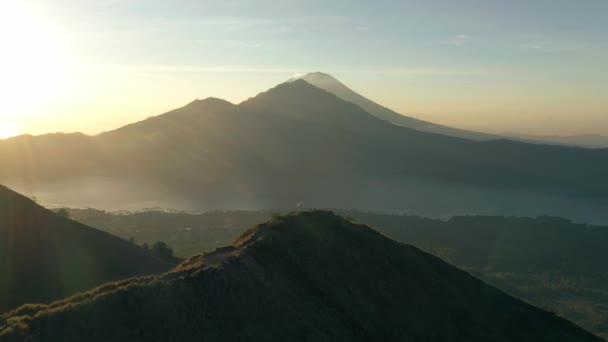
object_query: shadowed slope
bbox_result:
[241,80,608,195]
[63,207,608,337]
[298,72,608,148]
[1,211,601,341]
[0,185,171,313]
[297,72,499,140]
[1,80,608,220]
[505,132,608,149]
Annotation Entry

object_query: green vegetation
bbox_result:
[344,212,608,339]
[56,208,70,219]
[65,207,608,339]
[148,241,181,264]
[1,212,600,341]
[65,208,268,257]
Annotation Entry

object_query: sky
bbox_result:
[0,0,607,138]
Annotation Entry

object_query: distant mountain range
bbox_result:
[0,185,171,313]
[1,77,608,222]
[298,72,608,148]
[1,211,601,341]
[504,132,608,149]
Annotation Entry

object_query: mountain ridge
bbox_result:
[298,72,608,148]
[0,185,172,313]
[0,211,601,341]
[4,73,606,148]
[297,72,500,141]
[505,132,608,149]
[1,79,608,221]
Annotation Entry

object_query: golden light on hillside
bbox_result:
[0,2,76,117]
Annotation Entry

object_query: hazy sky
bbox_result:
[0,0,607,138]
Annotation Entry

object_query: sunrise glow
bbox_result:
[0,2,76,120]
[0,124,20,139]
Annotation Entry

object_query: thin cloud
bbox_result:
[345,67,492,76]
[163,15,353,34]
[80,64,299,74]
[191,39,263,49]
[439,34,471,46]
[519,41,586,52]
[79,64,492,76]
[96,0,137,7]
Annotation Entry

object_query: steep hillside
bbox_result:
[0,185,171,313]
[0,211,601,341]
[63,207,608,337]
[296,72,608,148]
[240,80,608,197]
[298,72,608,148]
[297,72,499,140]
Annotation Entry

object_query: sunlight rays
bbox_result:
[0,2,77,121]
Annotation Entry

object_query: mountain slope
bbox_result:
[0,185,171,313]
[62,207,608,338]
[297,72,499,140]
[299,72,608,148]
[0,211,601,342]
[505,132,608,149]
[241,80,608,195]
[1,80,608,221]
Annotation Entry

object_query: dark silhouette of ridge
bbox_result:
[240,79,394,130]
[1,79,608,220]
[186,97,234,107]
[0,211,601,341]
[101,97,236,137]
[63,207,608,338]
[297,72,499,140]
[298,72,608,148]
[0,185,172,313]
[504,132,608,149]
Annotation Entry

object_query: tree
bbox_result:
[57,208,70,219]
[151,241,176,263]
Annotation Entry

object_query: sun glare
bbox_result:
[0,2,76,116]
[0,124,20,139]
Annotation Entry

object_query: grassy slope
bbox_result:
[65,208,608,338]
[1,211,600,341]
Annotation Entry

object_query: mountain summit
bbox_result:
[241,79,390,129]
[2,79,608,220]
[1,211,601,341]
[296,72,498,140]
[297,72,608,148]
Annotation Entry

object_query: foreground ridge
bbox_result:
[1,211,602,341]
